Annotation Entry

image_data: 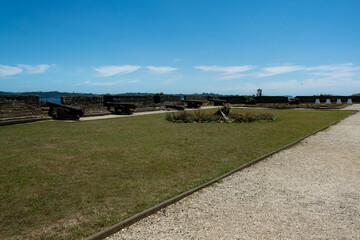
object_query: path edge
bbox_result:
[85,112,356,240]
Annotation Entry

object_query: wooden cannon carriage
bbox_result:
[105,102,137,115]
[182,100,203,108]
[165,104,185,110]
[209,98,226,106]
[47,101,84,120]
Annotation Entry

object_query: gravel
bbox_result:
[107,106,360,240]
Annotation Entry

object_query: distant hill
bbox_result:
[0,91,101,98]
[0,91,229,97]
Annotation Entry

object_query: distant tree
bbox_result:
[256,89,262,97]
[314,93,333,96]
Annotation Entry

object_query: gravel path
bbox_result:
[107,107,360,240]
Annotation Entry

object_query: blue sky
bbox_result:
[1,0,360,95]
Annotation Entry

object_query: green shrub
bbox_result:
[233,112,276,123]
[166,111,225,123]
[166,110,276,123]
[219,103,232,116]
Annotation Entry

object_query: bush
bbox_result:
[166,110,276,123]
[166,111,225,123]
[219,103,231,116]
[233,112,276,123]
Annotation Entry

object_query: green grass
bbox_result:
[0,109,355,239]
[242,103,349,109]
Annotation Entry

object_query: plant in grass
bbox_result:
[219,103,232,116]
[166,111,225,123]
[166,109,276,123]
[233,112,276,123]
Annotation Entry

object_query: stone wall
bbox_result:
[104,95,159,112]
[296,96,360,103]
[220,96,247,104]
[184,95,208,101]
[219,96,288,104]
[184,95,211,105]
[0,95,48,125]
[154,95,182,106]
[254,96,289,103]
[61,96,109,116]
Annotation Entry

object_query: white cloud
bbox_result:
[94,65,141,77]
[128,80,140,83]
[75,80,124,86]
[219,74,248,80]
[307,63,359,72]
[256,63,360,78]
[0,64,53,77]
[306,63,360,80]
[195,65,256,80]
[0,65,23,77]
[146,66,177,74]
[17,64,51,74]
[263,79,301,89]
[267,77,360,90]
[195,65,256,75]
[75,79,140,86]
[257,65,305,77]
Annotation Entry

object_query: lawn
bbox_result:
[241,103,349,109]
[0,109,355,239]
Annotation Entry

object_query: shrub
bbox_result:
[166,111,225,123]
[233,112,276,123]
[166,110,276,123]
[220,103,232,116]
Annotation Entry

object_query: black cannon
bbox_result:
[245,98,256,105]
[47,101,84,120]
[209,98,226,106]
[289,98,300,105]
[165,104,185,110]
[105,102,137,115]
[182,100,203,108]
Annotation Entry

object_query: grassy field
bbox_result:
[240,103,349,109]
[0,109,355,239]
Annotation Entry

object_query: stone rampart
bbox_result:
[184,95,211,105]
[296,96,360,103]
[61,96,109,116]
[220,96,247,104]
[254,96,289,104]
[0,95,48,125]
[154,95,182,106]
[104,95,158,112]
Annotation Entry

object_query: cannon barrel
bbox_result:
[105,102,137,114]
[47,101,84,117]
[106,102,137,109]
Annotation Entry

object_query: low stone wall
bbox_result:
[220,96,288,104]
[104,95,159,112]
[0,95,48,125]
[254,96,289,104]
[220,96,247,104]
[296,96,360,103]
[154,95,182,106]
[184,95,208,101]
[184,95,211,105]
[61,96,109,116]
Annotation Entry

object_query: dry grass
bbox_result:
[0,109,354,239]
